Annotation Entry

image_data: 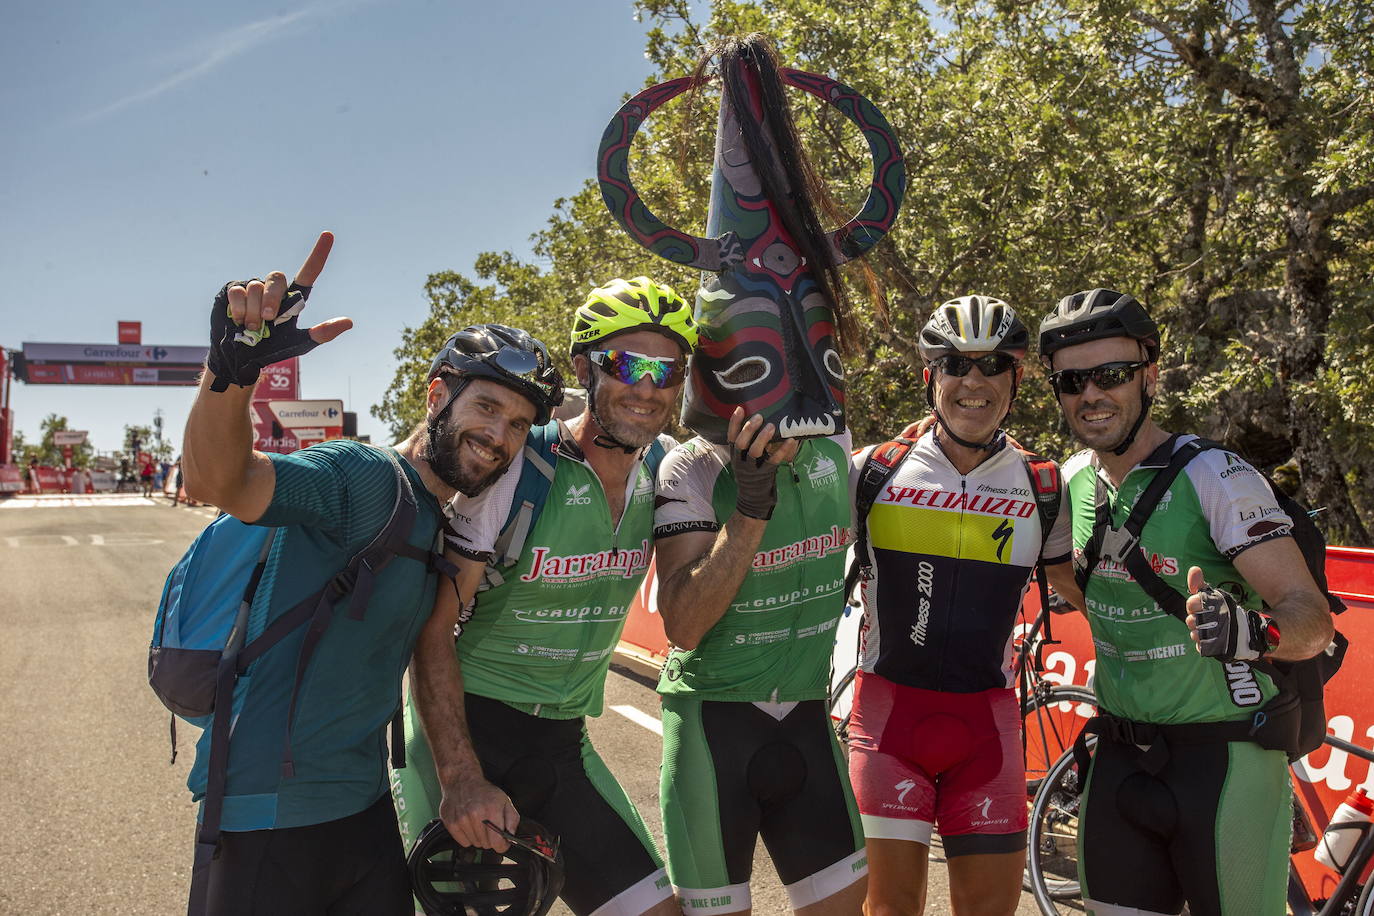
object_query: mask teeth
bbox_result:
[777,415,836,437]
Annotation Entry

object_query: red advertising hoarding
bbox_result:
[118,322,142,344]
[251,359,305,453]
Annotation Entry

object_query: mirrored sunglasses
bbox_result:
[589,349,686,389]
[1049,360,1149,396]
[937,352,1018,378]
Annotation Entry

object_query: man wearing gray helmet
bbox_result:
[179,231,562,916]
[1042,287,1334,916]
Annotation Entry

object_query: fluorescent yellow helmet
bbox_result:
[570,276,699,357]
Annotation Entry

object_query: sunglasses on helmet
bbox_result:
[589,349,686,389]
[482,345,557,397]
[1049,360,1149,396]
[483,820,560,864]
[936,352,1019,378]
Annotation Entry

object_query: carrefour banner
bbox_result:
[21,342,209,364]
[15,341,208,386]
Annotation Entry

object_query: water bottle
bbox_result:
[1314,787,1374,872]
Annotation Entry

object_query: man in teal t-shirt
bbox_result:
[400,277,698,916]
[180,232,562,916]
[1039,287,1334,916]
[652,408,865,916]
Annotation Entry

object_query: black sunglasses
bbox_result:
[1049,360,1149,396]
[937,353,1019,378]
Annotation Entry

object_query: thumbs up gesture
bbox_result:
[1185,566,1277,662]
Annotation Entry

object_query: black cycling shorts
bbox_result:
[660,697,866,911]
[463,693,669,915]
[205,792,409,916]
[1079,736,1290,915]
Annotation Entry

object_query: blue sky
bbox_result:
[1,0,695,455]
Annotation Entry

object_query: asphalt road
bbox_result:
[0,495,1043,915]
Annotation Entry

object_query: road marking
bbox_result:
[4,533,165,547]
[610,704,662,736]
[0,496,157,509]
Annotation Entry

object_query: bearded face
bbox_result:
[423,378,532,497]
[424,415,511,497]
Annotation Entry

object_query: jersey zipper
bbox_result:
[940,476,969,688]
[777,453,808,702]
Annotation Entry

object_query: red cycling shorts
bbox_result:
[847,671,1027,856]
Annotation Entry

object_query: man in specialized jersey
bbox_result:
[847,296,1082,916]
[653,408,865,915]
[1041,288,1334,916]
[398,277,696,916]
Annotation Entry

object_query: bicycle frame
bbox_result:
[1288,734,1374,916]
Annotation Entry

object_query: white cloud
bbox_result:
[75,1,357,124]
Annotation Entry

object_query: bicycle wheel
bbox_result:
[1356,869,1374,916]
[828,664,857,744]
[1021,683,1097,793]
[1027,741,1091,912]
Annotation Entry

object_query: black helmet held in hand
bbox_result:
[429,324,565,426]
[408,817,564,916]
[1038,288,1160,365]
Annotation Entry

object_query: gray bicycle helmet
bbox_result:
[429,324,564,426]
[1038,288,1159,365]
[918,295,1029,364]
[408,817,564,916]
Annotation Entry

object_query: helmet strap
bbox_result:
[925,371,1007,452]
[584,372,637,454]
[1110,385,1152,457]
[425,377,468,461]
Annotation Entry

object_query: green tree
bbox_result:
[377,0,1373,543]
[38,414,95,467]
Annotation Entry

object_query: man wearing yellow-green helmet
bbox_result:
[394,277,695,916]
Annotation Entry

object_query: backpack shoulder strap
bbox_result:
[1004,435,1062,546]
[486,421,560,587]
[1086,436,1221,621]
[844,435,918,599]
[644,435,670,479]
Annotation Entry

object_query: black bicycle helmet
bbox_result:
[1037,288,1160,365]
[408,818,564,916]
[429,324,564,426]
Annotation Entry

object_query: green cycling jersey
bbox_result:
[454,430,662,718]
[1064,436,1292,725]
[653,434,852,703]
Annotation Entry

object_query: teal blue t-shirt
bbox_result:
[188,440,445,830]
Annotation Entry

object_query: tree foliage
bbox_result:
[31,413,95,467]
[377,0,1373,544]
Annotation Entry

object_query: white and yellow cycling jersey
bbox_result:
[852,429,1072,692]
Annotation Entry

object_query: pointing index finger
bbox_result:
[293,231,335,287]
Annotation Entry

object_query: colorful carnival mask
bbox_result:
[597,37,905,442]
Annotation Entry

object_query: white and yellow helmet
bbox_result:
[918,295,1029,363]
